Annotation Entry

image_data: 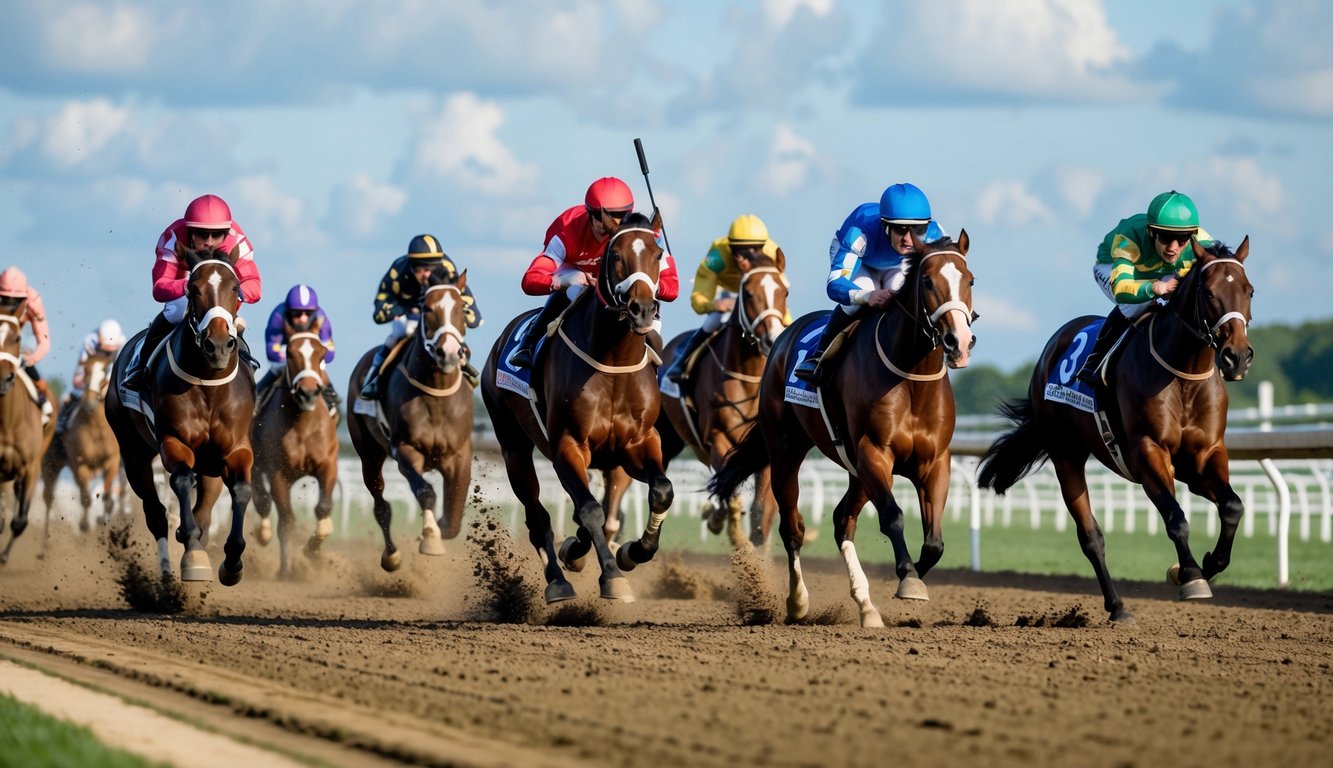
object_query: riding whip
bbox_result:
[633,137,673,256]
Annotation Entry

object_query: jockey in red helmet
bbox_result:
[509,177,679,368]
[123,194,262,391]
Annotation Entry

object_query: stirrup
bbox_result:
[510,346,534,369]
[793,357,821,383]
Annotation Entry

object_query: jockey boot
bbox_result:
[123,312,173,392]
[237,331,260,372]
[664,327,709,383]
[1075,307,1130,387]
[793,308,856,384]
[55,397,78,434]
[33,377,53,425]
[509,293,570,369]
[359,345,391,400]
[460,343,480,388]
[322,385,342,423]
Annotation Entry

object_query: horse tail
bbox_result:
[976,397,1049,494]
[708,425,769,503]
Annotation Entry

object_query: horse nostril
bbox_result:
[226,338,237,352]
[1245,348,1255,365]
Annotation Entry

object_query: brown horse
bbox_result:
[0,309,54,564]
[348,270,473,572]
[251,318,339,577]
[106,244,255,584]
[41,348,123,535]
[977,238,1253,622]
[658,250,788,549]
[710,233,976,626]
[482,211,673,604]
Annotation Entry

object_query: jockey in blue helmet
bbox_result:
[793,182,947,383]
[256,283,341,415]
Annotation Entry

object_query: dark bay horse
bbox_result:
[348,270,473,572]
[711,233,976,626]
[481,211,673,604]
[658,251,788,549]
[978,238,1253,622]
[106,245,255,584]
[0,309,54,564]
[252,319,339,577]
[42,348,122,535]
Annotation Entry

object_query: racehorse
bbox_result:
[0,309,54,564]
[481,211,673,604]
[710,232,976,626]
[977,238,1253,622]
[347,270,473,572]
[41,348,122,535]
[106,244,256,584]
[251,318,339,577]
[658,250,788,549]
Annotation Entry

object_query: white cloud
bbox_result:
[407,93,538,196]
[974,181,1053,226]
[972,295,1039,332]
[758,124,818,196]
[233,175,319,245]
[40,99,133,169]
[329,174,407,239]
[46,3,154,74]
[761,0,834,27]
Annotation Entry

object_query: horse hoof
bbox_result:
[418,534,445,556]
[860,607,885,628]
[615,544,638,573]
[1166,563,1182,585]
[1109,608,1136,624]
[255,518,272,546]
[895,577,929,601]
[705,505,726,536]
[1179,579,1213,601]
[557,537,587,573]
[218,562,243,587]
[545,580,577,604]
[79,519,90,533]
[180,550,213,582]
[599,577,635,603]
[381,550,402,572]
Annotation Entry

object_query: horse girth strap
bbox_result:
[556,324,657,374]
[396,364,462,397]
[873,314,946,381]
[1147,314,1215,381]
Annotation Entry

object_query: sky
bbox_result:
[2,0,1330,392]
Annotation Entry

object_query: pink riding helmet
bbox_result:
[183,194,234,229]
[0,266,30,297]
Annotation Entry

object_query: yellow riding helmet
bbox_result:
[727,214,769,247]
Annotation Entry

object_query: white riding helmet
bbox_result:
[98,319,126,350]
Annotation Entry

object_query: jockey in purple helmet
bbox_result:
[256,284,341,415]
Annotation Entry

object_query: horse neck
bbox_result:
[577,299,647,366]
[166,323,237,380]
[717,319,765,378]
[1134,306,1216,378]
[873,305,943,373]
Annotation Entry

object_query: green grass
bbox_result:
[341,497,1333,592]
[0,692,167,768]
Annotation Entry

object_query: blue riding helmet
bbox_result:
[879,183,932,224]
[285,284,320,311]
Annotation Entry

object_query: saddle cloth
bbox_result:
[781,318,829,408]
[1043,318,1103,414]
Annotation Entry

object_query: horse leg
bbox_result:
[167,465,211,582]
[770,449,810,622]
[271,470,296,579]
[99,457,117,525]
[0,472,35,565]
[497,439,573,603]
[358,447,399,572]
[1187,455,1245,581]
[437,450,471,541]
[552,440,633,602]
[192,474,223,549]
[859,455,925,601]
[613,446,675,577]
[251,469,274,546]
[74,464,95,533]
[1137,443,1210,600]
[831,482,882,627]
[40,449,60,545]
[393,444,443,556]
[912,456,952,578]
[305,460,337,559]
[218,448,253,587]
[1051,455,1132,622]
[123,450,172,577]
[599,468,630,545]
[748,467,775,550]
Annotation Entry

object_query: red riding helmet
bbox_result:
[584,177,633,214]
[183,194,233,230]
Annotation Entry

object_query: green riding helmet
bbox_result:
[1147,191,1199,232]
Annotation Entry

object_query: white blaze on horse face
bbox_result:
[207,270,223,295]
[938,261,973,367]
[89,360,107,397]
[297,338,316,377]
[758,274,784,342]
[435,291,462,357]
[0,322,9,347]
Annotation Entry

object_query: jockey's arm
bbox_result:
[521,253,561,296]
[264,305,286,362]
[824,237,865,306]
[1108,238,1162,304]
[235,258,261,305]
[317,308,336,362]
[690,248,724,314]
[461,285,483,329]
[371,265,406,324]
[655,241,679,302]
[21,291,50,366]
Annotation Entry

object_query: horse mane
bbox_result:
[1203,240,1232,259]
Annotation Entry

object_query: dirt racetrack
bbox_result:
[2,513,1331,768]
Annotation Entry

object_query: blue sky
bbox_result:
[2,0,1330,389]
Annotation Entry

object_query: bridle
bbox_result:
[734,266,788,346]
[185,259,240,351]
[595,226,660,319]
[284,332,328,397]
[418,283,467,372]
[1171,257,1249,349]
[0,314,21,372]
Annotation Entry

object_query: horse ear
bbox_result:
[283,319,296,338]
[225,242,241,265]
[908,228,925,252]
[455,269,467,292]
[308,314,323,334]
[773,247,787,273]
[650,207,663,233]
[1233,235,1249,263]
[1191,237,1210,261]
[956,229,969,255]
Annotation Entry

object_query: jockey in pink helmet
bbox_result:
[508,177,679,368]
[0,266,54,421]
[123,194,262,390]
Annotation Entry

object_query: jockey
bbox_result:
[257,284,341,414]
[663,214,791,383]
[57,319,125,432]
[0,266,53,421]
[123,194,262,391]
[1075,190,1216,386]
[793,183,948,383]
[359,234,482,399]
[509,176,680,369]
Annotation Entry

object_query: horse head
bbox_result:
[597,212,662,335]
[79,349,116,412]
[0,309,21,397]
[1178,237,1254,381]
[181,244,242,371]
[735,250,789,355]
[419,269,469,375]
[283,316,329,412]
[905,230,976,368]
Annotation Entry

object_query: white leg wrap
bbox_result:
[644,510,667,538]
[316,517,333,539]
[841,540,871,605]
[788,553,810,617]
